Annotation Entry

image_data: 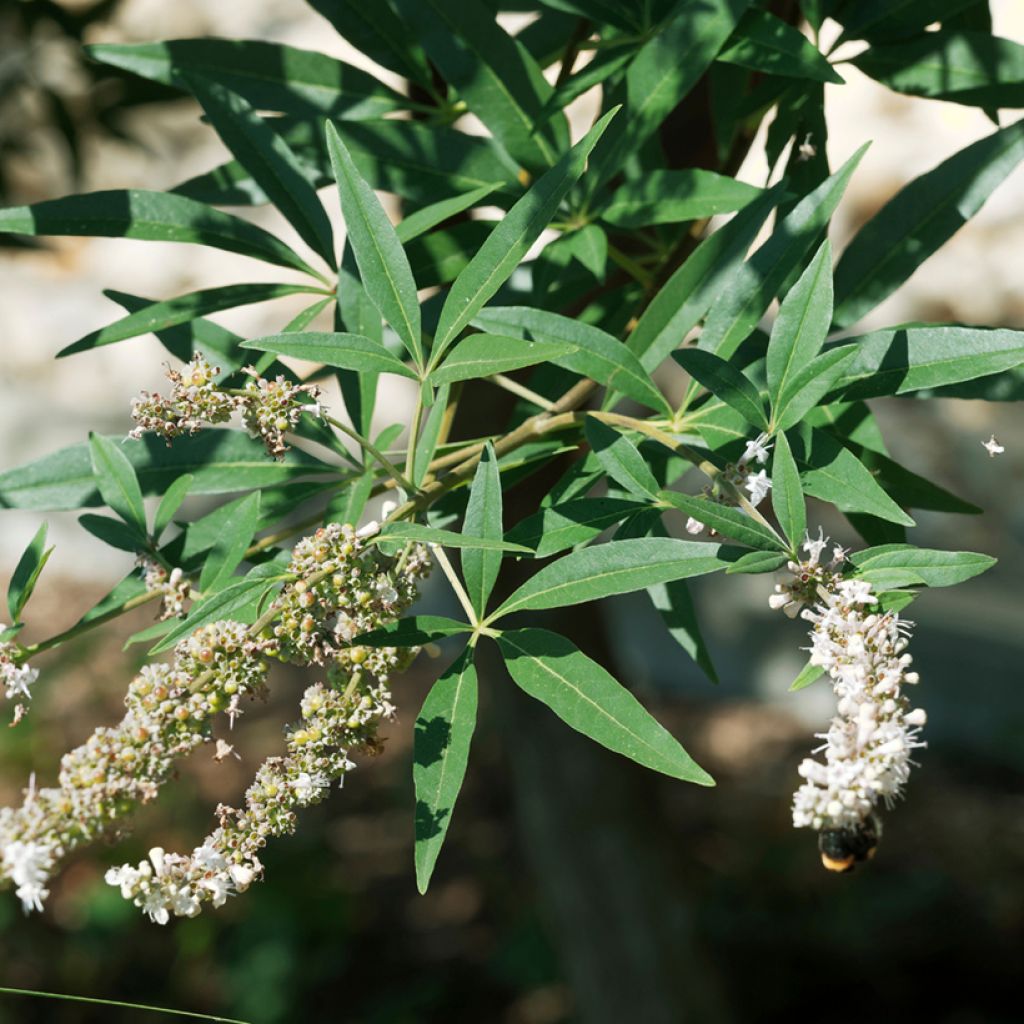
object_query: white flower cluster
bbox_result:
[771,533,926,834]
[0,623,269,914]
[0,631,38,713]
[106,673,395,924]
[138,557,191,620]
[685,433,773,536]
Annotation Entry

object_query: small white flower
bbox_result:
[742,433,772,465]
[982,434,1005,457]
[3,840,54,914]
[744,469,772,505]
[214,738,240,762]
[201,872,233,908]
[684,517,705,535]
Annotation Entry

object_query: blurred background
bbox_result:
[0,1,1022,1021]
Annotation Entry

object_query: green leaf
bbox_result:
[78,513,147,553]
[789,661,824,692]
[413,382,450,487]
[770,432,805,548]
[0,432,328,512]
[772,345,857,431]
[185,75,335,267]
[699,144,867,360]
[0,190,318,277]
[725,549,789,574]
[658,491,783,550]
[831,325,1024,400]
[431,109,617,358]
[151,564,287,654]
[837,0,982,43]
[492,537,734,619]
[590,0,750,188]
[461,444,502,618]
[790,425,915,526]
[431,333,575,385]
[628,184,784,372]
[414,647,478,893]
[154,474,193,538]
[717,9,844,84]
[497,628,713,784]
[540,43,636,120]
[197,491,261,592]
[326,122,422,366]
[395,184,500,244]
[305,0,434,88]
[564,224,608,280]
[7,523,53,623]
[584,418,660,499]
[849,544,996,588]
[59,283,320,357]
[852,31,1024,109]
[600,169,762,228]
[672,349,767,429]
[505,497,648,557]
[833,120,1024,329]
[353,615,473,648]
[240,331,417,379]
[392,0,568,171]
[87,38,405,119]
[88,433,147,532]
[766,238,833,403]
[379,522,530,553]
[473,306,670,414]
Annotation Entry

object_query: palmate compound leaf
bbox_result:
[430,108,618,360]
[490,538,737,620]
[496,628,713,784]
[0,190,320,278]
[414,647,478,893]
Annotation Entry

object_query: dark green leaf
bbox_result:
[396,185,500,244]
[505,497,648,557]
[600,169,762,228]
[78,513,146,553]
[831,325,1024,400]
[833,120,1024,328]
[673,349,767,429]
[590,0,750,187]
[462,444,502,618]
[431,333,575,385]
[473,306,670,414]
[849,544,996,587]
[766,238,832,402]
[0,190,318,276]
[658,490,783,550]
[186,75,335,266]
[852,31,1024,109]
[699,145,867,360]
[198,491,261,591]
[432,109,617,357]
[240,331,418,379]
[61,282,321,358]
[725,549,789,574]
[7,523,53,622]
[153,473,194,538]
[584,418,660,499]
[770,431,805,548]
[87,39,405,119]
[353,615,473,648]
[414,647,478,893]
[413,382,450,487]
[493,537,735,618]
[0,432,329,512]
[718,9,844,84]
[327,123,422,365]
[89,433,147,532]
[773,345,857,431]
[392,0,568,171]
[379,522,529,553]
[628,185,784,372]
[497,628,713,784]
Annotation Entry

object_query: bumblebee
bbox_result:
[817,814,881,873]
